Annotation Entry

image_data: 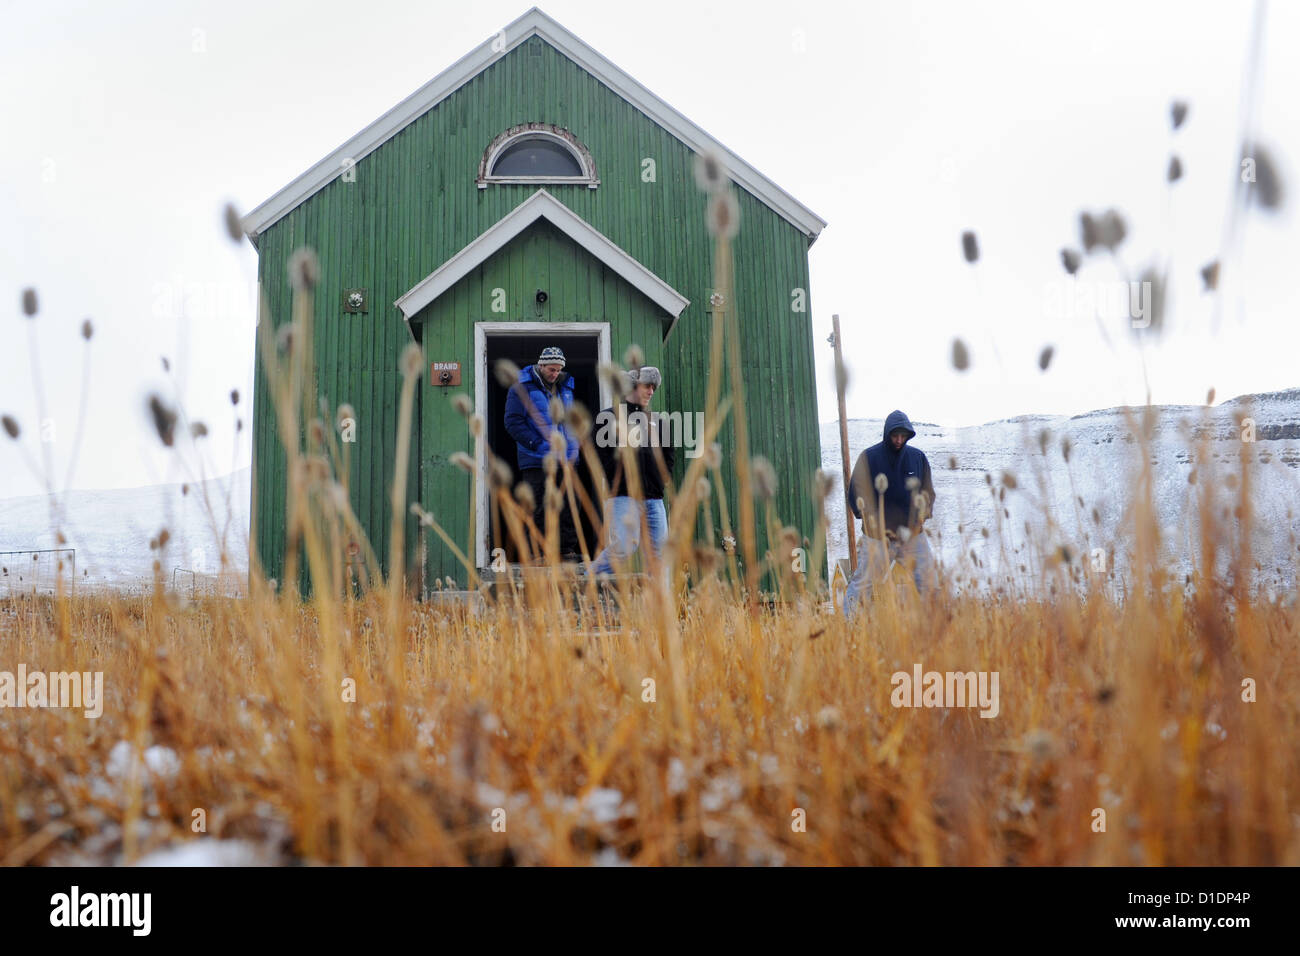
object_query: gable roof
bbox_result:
[395,188,690,323]
[241,6,827,244]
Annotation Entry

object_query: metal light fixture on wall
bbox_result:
[343,288,368,313]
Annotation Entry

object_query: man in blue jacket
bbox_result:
[503,346,582,561]
[843,409,938,617]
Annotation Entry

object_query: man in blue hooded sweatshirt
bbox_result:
[843,409,938,617]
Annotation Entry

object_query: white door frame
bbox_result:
[475,321,611,569]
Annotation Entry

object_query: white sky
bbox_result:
[2,0,1297,500]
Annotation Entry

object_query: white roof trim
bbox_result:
[394,189,689,320]
[241,6,826,243]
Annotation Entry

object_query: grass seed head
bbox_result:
[813,468,833,500]
[951,337,970,371]
[1170,100,1189,130]
[693,149,728,193]
[400,343,423,379]
[752,456,777,499]
[1132,265,1166,335]
[494,358,520,388]
[1241,143,1284,210]
[597,361,625,396]
[275,324,296,355]
[568,403,591,441]
[1167,155,1183,183]
[707,191,740,239]
[1079,209,1127,253]
[287,247,320,291]
[148,394,177,447]
[223,202,245,242]
[1201,260,1220,291]
[489,456,513,489]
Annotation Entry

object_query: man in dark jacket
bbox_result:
[590,366,673,575]
[843,409,937,616]
[503,346,582,560]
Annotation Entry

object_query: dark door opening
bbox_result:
[484,331,603,564]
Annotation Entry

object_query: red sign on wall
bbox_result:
[431,362,461,386]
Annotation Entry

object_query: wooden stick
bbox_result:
[831,314,857,570]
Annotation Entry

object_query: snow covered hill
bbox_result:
[0,469,250,595]
[819,388,1300,597]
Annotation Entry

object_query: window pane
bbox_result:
[491,138,583,177]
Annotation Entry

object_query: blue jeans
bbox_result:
[843,530,937,618]
[592,497,667,573]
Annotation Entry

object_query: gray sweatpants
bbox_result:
[843,530,937,618]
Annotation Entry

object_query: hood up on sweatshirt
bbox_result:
[883,409,916,445]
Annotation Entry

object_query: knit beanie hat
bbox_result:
[538,346,566,367]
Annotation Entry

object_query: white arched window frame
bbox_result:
[476,124,600,189]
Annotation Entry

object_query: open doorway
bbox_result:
[476,322,611,568]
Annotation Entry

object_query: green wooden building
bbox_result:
[242,7,827,595]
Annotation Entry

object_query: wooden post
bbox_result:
[831,314,857,570]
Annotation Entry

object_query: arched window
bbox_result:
[477,124,599,188]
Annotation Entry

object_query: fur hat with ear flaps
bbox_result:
[629,366,662,388]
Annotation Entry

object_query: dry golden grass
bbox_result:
[2,533,1297,866]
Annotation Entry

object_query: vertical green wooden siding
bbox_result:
[251,34,820,593]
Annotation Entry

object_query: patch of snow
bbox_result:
[581,787,629,825]
[700,773,743,813]
[591,847,631,867]
[105,741,180,781]
[667,758,688,795]
[134,839,272,867]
